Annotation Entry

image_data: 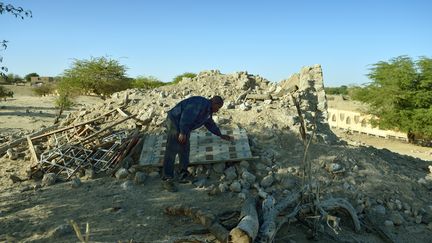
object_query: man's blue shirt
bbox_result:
[167,96,222,137]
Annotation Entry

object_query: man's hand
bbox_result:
[178,133,187,144]
[220,134,234,141]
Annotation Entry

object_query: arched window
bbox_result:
[354,115,360,124]
[332,114,336,122]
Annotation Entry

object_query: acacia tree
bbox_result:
[0,2,32,76]
[63,56,131,99]
[351,56,432,141]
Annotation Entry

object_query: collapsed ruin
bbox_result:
[1,65,432,242]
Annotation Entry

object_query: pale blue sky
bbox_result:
[2,0,431,86]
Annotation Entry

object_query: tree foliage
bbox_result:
[0,73,22,84]
[172,72,196,84]
[351,56,432,140]
[0,85,13,101]
[63,56,130,98]
[32,84,55,96]
[25,72,39,81]
[53,78,79,124]
[131,75,166,89]
[325,85,349,95]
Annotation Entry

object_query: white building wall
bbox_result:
[327,108,407,141]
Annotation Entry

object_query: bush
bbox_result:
[0,85,13,101]
[32,84,55,96]
[171,72,196,84]
[131,76,166,89]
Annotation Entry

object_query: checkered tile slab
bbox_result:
[139,127,253,166]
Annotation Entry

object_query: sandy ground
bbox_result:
[0,85,102,136]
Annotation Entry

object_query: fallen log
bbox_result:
[164,204,229,243]
[229,196,259,243]
[256,191,301,243]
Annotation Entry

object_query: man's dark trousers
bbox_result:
[163,116,190,179]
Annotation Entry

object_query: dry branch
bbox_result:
[318,198,361,232]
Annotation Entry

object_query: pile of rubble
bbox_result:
[1,64,432,242]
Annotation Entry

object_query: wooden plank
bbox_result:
[26,135,39,164]
[75,114,137,145]
[31,108,120,141]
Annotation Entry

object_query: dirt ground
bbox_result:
[1,85,432,242]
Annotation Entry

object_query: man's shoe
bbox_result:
[162,179,178,192]
[178,171,194,184]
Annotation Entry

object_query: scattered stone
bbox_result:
[241,171,256,184]
[42,173,56,187]
[6,149,17,160]
[326,163,343,173]
[391,212,404,226]
[372,205,386,215]
[134,172,146,185]
[84,168,95,180]
[229,181,242,192]
[212,163,225,174]
[70,178,82,188]
[115,168,129,180]
[384,220,394,227]
[415,215,422,224]
[260,174,274,188]
[121,180,134,190]
[239,160,250,169]
[224,166,237,181]
[239,103,251,111]
[218,182,229,193]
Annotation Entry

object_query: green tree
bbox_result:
[53,78,79,124]
[171,72,196,84]
[0,85,13,101]
[2,73,22,84]
[24,72,39,82]
[351,56,432,141]
[63,56,131,99]
[131,75,166,89]
[0,2,32,76]
[325,85,349,95]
